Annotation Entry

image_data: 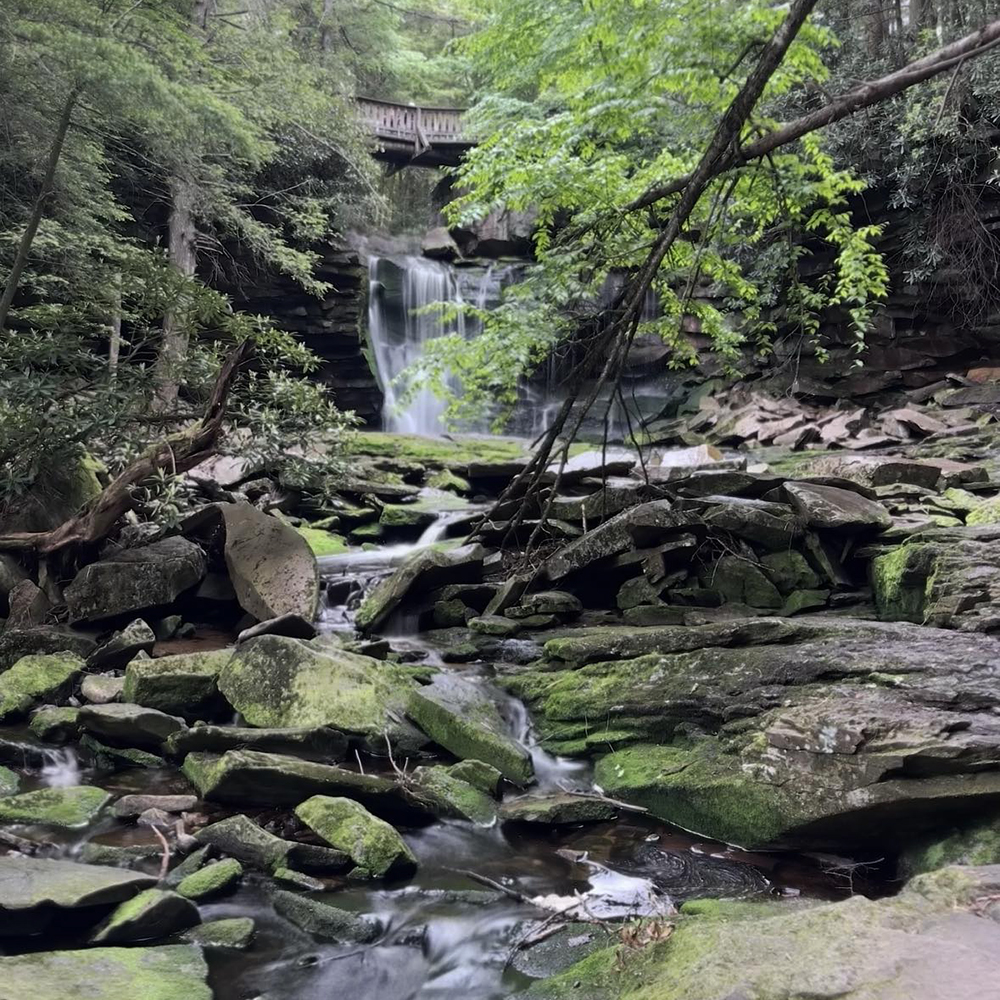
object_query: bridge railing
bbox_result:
[357,98,468,145]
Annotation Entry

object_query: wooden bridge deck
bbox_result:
[357,98,474,168]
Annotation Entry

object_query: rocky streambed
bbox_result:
[2,426,1000,999]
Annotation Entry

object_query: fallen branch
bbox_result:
[151,823,172,882]
[0,340,252,554]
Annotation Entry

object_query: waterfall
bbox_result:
[368,255,501,436]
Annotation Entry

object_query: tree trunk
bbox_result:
[0,87,80,333]
[154,175,198,409]
[109,271,122,379]
[320,0,335,52]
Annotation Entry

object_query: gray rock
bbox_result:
[356,543,486,631]
[81,674,125,704]
[507,591,583,618]
[90,888,200,944]
[237,613,317,643]
[183,916,255,950]
[112,794,198,818]
[122,648,232,715]
[78,703,186,750]
[65,537,207,621]
[87,619,156,670]
[271,888,380,942]
[6,579,51,627]
[221,502,319,622]
[165,723,348,761]
[702,554,782,609]
[782,481,892,532]
[0,626,95,670]
[500,793,617,826]
[682,495,802,550]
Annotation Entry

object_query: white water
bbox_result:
[41,747,81,787]
[368,256,502,436]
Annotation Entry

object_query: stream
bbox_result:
[0,507,882,998]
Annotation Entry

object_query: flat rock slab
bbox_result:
[0,652,84,721]
[165,723,348,761]
[500,793,617,826]
[782,481,891,531]
[0,944,210,1000]
[87,619,156,670]
[112,794,198,818]
[91,888,200,944]
[271,888,380,942]
[78,703,185,750]
[221,502,319,621]
[0,626,95,670]
[122,648,232,714]
[0,786,111,829]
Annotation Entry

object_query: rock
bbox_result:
[0,554,27,614]
[433,598,472,627]
[702,555,782,609]
[759,551,820,592]
[0,766,18,795]
[182,750,428,822]
[685,496,802,551]
[87,619,156,670]
[500,793,617,826]
[295,795,417,878]
[408,767,497,824]
[217,635,419,750]
[272,867,325,890]
[968,496,1000,526]
[542,449,636,485]
[781,589,830,615]
[616,576,667,611]
[80,735,166,770]
[549,481,647,524]
[356,543,486,631]
[806,455,951,490]
[524,866,1000,1000]
[183,916,255,950]
[0,786,111,828]
[507,591,582,618]
[163,846,212,887]
[468,614,521,637]
[782,481,891,532]
[902,815,1000,876]
[6,579,51,627]
[220,502,320,621]
[379,504,438,530]
[165,723,348,761]
[237,613,317,643]
[112,794,198,818]
[176,858,242,900]
[90,888,200,944]
[421,225,459,259]
[447,759,503,796]
[0,945,210,999]
[194,814,348,873]
[510,921,618,980]
[81,674,126,704]
[872,526,1000,630]
[152,615,183,641]
[0,625,94,670]
[81,842,164,868]
[65,537,207,621]
[623,605,686,626]
[122,648,232,715]
[29,706,81,743]
[0,652,83,721]
[271,888,380,942]
[407,676,534,784]
[78,703,185,750]
[195,573,237,602]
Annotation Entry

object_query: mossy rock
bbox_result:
[0,765,19,796]
[81,735,167,770]
[967,496,1000,526]
[270,888,380,942]
[0,652,84,721]
[176,858,243,900]
[759,551,820,593]
[295,795,417,878]
[90,889,200,944]
[379,504,438,530]
[182,917,255,950]
[409,766,497,824]
[447,759,503,796]
[871,543,934,623]
[500,792,616,826]
[0,945,211,1000]
[0,785,111,828]
[468,614,521,637]
[427,469,471,493]
[902,815,1000,876]
[296,526,350,557]
[123,648,233,715]
[81,842,164,868]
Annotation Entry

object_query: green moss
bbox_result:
[123,649,232,714]
[427,469,471,493]
[594,744,801,847]
[0,945,211,1000]
[182,917,254,950]
[902,816,1000,876]
[410,766,497,824]
[81,735,166,770]
[176,858,243,900]
[0,765,18,795]
[349,432,526,470]
[296,526,350,556]
[447,759,502,796]
[871,543,933,623]
[0,652,84,720]
[967,496,1000,526]
[295,795,417,878]
[0,785,111,828]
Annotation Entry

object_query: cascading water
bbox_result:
[368,255,504,436]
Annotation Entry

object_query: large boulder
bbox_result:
[872,526,1000,631]
[217,635,420,749]
[521,866,1000,1000]
[65,537,206,622]
[181,749,430,822]
[0,945,210,1000]
[0,652,83,721]
[220,502,319,622]
[295,795,417,878]
[407,675,533,784]
[356,543,486,632]
[122,648,233,715]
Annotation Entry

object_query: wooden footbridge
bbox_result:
[356,98,474,168]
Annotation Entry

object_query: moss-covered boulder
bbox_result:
[217,635,421,750]
[500,793,617,826]
[295,795,417,878]
[409,767,497,824]
[123,649,233,715]
[296,526,349,557]
[0,945,211,1000]
[182,749,429,822]
[194,813,348,873]
[0,766,18,795]
[0,652,84,721]
[182,916,255,950]
[519,866,1000,1000]
[701,554,781,608]
[270,888,380,942]
[176,858,242,900]
[78,703,186,750]
[407,676,533,784]
[65,537,207,622]
[468,614,521,637]
[0,785,111,828]
[165,723,348,761]
[90,889,200,944]
[902,815,1000,876]
[447,759,503,796]
[759,550,820,593]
